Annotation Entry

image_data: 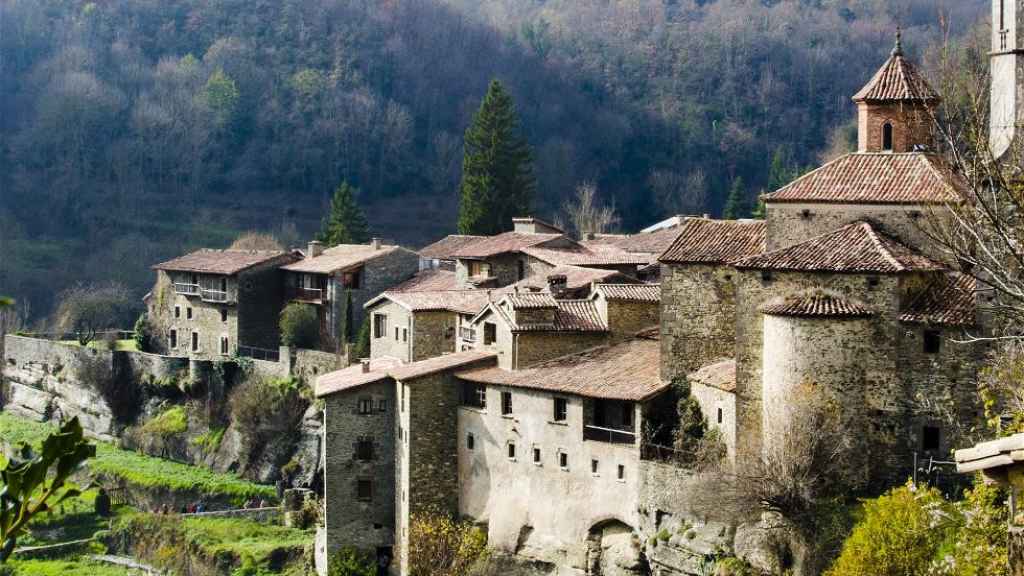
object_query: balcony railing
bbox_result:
[237,345,280,362]
[459,327,477,342]
[583,425,636,445]
[201,289,230,303]
[174,283,200,296]
[289,287,325,303]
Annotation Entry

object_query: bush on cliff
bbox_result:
[229,374,309,473]
[279,303,319,350]
[407,511,488,576]
[328,548,377,576]
[77,351,142,425]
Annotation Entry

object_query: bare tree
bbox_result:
[53,283,138,345]
[229,232,284,251]
[561,181,620,239]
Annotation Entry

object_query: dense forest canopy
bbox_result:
[0,0,987,320]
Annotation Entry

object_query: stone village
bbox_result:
[6,4,1024,574]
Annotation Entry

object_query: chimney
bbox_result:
[371,238,382,250]
[547,274,568,298]
[360,359,370,373]
[307,240,324,259]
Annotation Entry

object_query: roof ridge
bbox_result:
[858,221,905,272]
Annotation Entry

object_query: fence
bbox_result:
[17,330,135,342]
[583,424,637,445]
[238,345,281,362]
[640,443,698,466]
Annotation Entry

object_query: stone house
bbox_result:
[363,290,492,363]
[150,249,299,359]
[281,240,419,352]
[417,235,484,271]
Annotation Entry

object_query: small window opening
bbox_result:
[356,479,373,502]
[484,323,497,345]
[882,122,894,151]
[591,459,599,475]
[174,305,181,319]
[501,391,513,416]
[356,438,374,461]
[220,308,228,322]
[187,307,193,320]
[867,276,880,288]
[219,335,229,355]
[358,397,373,415]
[761,271,773,283]
[553,398,568,422]
[402,328,408,343]
[800,209,812,220]
[621,404,633,428]
[377,399,388,413]
[395,327,399,341]
[922,426,941,452]
[559,452,569,469]
[923,330,941,354]
[717,407,723,425]
[533,447,541,464]
[191,331,199,352]
[507,442,516,460]
[467,433,475,450]
[617,465,625,480]
[169,329,178,349]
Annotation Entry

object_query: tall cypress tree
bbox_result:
[723,177,747,220]
[318,181,370,246]
[458,80,536,235]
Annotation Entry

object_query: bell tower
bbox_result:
[991,0,1024,159]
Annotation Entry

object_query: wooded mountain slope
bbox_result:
[0,0,986,318]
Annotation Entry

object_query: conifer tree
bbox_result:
[458,80,536,235]
[723,177,747,220]
[318,181,370,247]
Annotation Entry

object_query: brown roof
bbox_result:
[761,291,874,318]
[456,335,666,401]
[450,232,562,259]
[368,290,492,316]
[900,273,977,326]
[522,245,650,267]
[315,357,403,397]
[506,293,559,310]
[154,249,293,275]
[283,244,408,274]
[852,44,940,103]
[689,359,736,393]
[763,153,965,205]
[483,299,608,332]
[598,225,688,256]
[512,266,637,293]
[734,221,944,274]
[390,350,497,381]
[419,235,486,260]
[659,218,767,264]
[390,269,458,292]
[593,284,661,303]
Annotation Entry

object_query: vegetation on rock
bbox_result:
[407,511,488,576]
[279,303,320,350]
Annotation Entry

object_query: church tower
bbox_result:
[852,30,940,154]
[991,0,1024,159]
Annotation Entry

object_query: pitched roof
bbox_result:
[480,299,608,332]
[763,153,965,205]
[522,245,651,267]
[734,221,944,274]
[389,350,497,381]
[450,232,562,259]
[390,269,458,292]
[852,43,940,103]
[689,359,736,393]
[511,265,637,293]
[761,291,874,318]
[597,225,688,256]
[367,290,492,316]
[456,335,666,401]
[505,293,559,310]
[659,218,767,264]
[315,356,403,397]
[900,273,976,326]
[283,243,407,274]
[593,284,661,303]
[418,235,486,260]
[154,249,292,275]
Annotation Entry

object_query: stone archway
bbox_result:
[585,519,646,576]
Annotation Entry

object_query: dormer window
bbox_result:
[882,122,894,151]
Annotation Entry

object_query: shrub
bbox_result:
[140,405,189,438]
[229,374,309,467]
[933,482,1008,576]
[715,557,753,576]
[53,283,138,345]
[279,303,319,349]
[407,511,488,576]
[192,426,226,455]
[352,316,370,360]
[133,313,154,352]
[328,547,377,576]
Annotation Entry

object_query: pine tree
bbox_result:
[723,177,747,220]
[458,80,536,235]
[767,148,795,192]
[318,181,370,246]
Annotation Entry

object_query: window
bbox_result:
[501,391,513,416]
[461,382,487,409]
[717,407,723,425]
[882,122,894,151]
[377,399,388,413]
[867,276,880,288]
[356,479,373,502]
[517,260,526,281]
[220,309,228,322]
[469,261,491,278]
[191,331,199,352]
[922,426,941,452]
[174,305,181,319]
[800,209,812,220]
[621,404,633,428]
[553,398,568,422]
[591,459,599,475]
[467,433,475,450]
[402,328,408,343]
[342,270,362,289]
[186,307,193,320]
[358,397,372,415]
[533,447,541,464]
[559,452,569,470]
[484,323,497,345]
[374,314,388,339]
[220,277,227,292]
[923,330,941,354]
[219,335,229,355]
[617,465,625,481]
[169,329,178,349]
[761,271,773,283]
[507,442,516,460]
[395,327,399,341]
[356,438,374,461]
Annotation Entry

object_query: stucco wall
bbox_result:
[690,383,736,464]
[369,301,414,362]
[660,263,739,381]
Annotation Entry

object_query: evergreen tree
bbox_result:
[318,181,370,247]
[458,80,536,235]
[767,148,796,192]
[723,177,747,220]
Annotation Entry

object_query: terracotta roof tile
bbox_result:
[659,218,767,264]
[689,359,736,393]
[852,49,940,103]
[450,232,562,259]
[390,269,458,292]
[764,153,965,205]
[506,293,559,310]
[315,356,402,397]
[900,273,977,326]
[368,290,492,316]
[761,291,874,318]
[595,225,687,256]
[593,284,661,303]
[734,221,943,274]
[418,235,486,260]
[456,335,665,401]
[521,245,650,267]
[389,350,497,381]
[154,249,294,275]
[283,244,410,274]
[512,266,637,293]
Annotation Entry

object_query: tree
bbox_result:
[53,283,138,345]
[352,316,371,360]
[458,80,536,235]
[328,547,377,576]
[407,511,488,576]
[723,177,749,219]
[133,313,154,353]
[279,303,320,350]
[0,417,95,562]
[318,182,370,247]
[229,232,283,251]
[561,181,619,239]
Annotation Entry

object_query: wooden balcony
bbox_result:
[288,287,325,304]
[201,289,232,303]
[583,424,636,445]
[174,283,200,296]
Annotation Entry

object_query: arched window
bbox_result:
[882,122,894,151]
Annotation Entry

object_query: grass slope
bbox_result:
[4,558,136,576]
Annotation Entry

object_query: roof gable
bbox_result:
[450,232,564,259]
[283,243,410,274]
[418,235,485,260]
[900,272,977,326]
[659,218,767,264]
[154,249,293,276]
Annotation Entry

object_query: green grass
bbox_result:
[4,557,137,575]
[0,413,274,504]
[138,406,187,437]
[182,516,312,561]
[58,340,138,352]
[19,489,132,547]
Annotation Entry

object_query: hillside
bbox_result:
[0,0,987,318]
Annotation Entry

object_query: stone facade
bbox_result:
[659,263,738,381]
[368,302,457,363]
[857,102,934,153]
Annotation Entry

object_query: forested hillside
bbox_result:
[0,0,987,319]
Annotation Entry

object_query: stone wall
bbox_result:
[238,261,292,351]
[600,299,660,339]
[412,310,457,361]
[515,332,609,370]
[345,248,420,337]
[857,102,934,153]
[322,378,396,558]
[660,263,739,381]
[294,348,343,381]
